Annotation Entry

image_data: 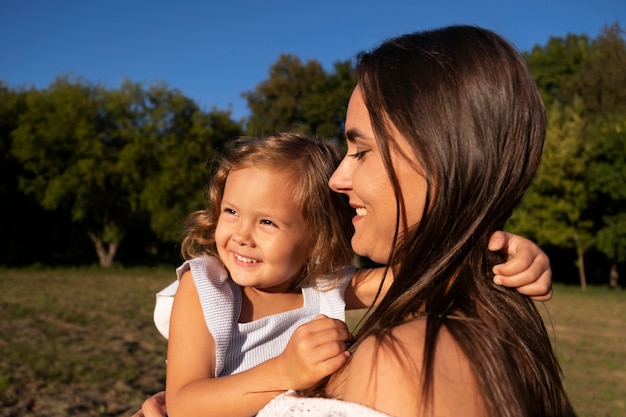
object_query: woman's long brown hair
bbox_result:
[317,26,575,417]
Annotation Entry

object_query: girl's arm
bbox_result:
[345,231,552,310]
[165,271,351,417]
[488,232,552,301]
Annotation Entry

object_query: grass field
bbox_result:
[0,268,624,417]
[537,285,626,416]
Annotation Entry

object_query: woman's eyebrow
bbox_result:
[345,128,369,143]
[344,128,357,143]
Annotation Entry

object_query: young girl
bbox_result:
[155,132,552,417]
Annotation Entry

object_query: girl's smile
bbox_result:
[215,166,311,293]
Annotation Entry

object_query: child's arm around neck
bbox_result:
[343,233,553,310]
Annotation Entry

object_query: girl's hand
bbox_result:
[275,315,353,390]
[489,231,552,301]
[132,391,166,417]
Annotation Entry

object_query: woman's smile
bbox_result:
[330,86,427,264]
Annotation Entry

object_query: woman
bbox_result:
[257,25,576,416]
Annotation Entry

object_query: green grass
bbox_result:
[539,284,626,417]
[1,269,624,417]
[0,267,174,416]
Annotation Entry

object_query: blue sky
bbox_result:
[1,0,624,121]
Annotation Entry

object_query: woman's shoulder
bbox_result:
[333,321,425,416]
[390,319,476,382]
[338,318,484,416]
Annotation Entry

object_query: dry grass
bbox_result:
[0,268,624,417]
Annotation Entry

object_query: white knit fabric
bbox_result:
[257,391,392,417]
[153,256,354,376]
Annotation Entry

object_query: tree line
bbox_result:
[1,23,624,289]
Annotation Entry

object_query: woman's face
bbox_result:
[329,86,428,264]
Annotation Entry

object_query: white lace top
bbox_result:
[257,391,392,417]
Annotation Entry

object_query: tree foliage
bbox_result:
[106,81,243,243]
[2,24,625,281]
[0,83,67,265]
[578,24,626,287]
[11,77,125,266]
[586,113,626,288]
[509,98,594,289]
[525,33,589,108]
[514,22,626,287]
[243,54,355,139]
[10,76,242,266]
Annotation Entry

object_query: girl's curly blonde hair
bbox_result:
[180,132,354,288]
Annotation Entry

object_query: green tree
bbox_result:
[11,77,132,266]
[243,54,355,139]
[509,98,593,290]
[587,114,626,289]
[573,23,626,118]
[519,23,626,287]
[113,81,243,243]
[525,32,589,108]
[0,83,34,264]
[11,77,243,267]
[0,82,27,206]
[575,23,626,287]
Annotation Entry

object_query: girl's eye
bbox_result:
[348,150,369,160]
[260,219,276,227]
[223,208,237,215]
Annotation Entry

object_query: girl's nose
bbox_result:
[232,224,252,245]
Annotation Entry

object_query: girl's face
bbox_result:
[215,166,310,292]
[329,86,428,264]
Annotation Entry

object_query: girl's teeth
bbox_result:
[235,254,259,263]
[356,207,367,216]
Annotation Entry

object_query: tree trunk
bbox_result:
[87,231,118,267]
[609,262,620,289]
[573,232,587,291]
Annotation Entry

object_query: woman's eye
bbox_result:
[348,150,369,160]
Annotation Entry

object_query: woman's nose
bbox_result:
[329,159,351,193]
